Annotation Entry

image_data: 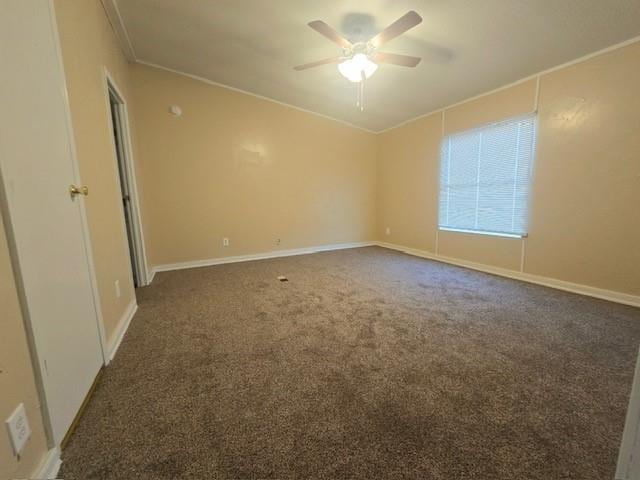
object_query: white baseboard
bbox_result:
[144,239,638,308]
[146,267,156,285]
[106,300,138,363]
[33,446,62,479]
[376,241,640,308]
[148,241,376,278]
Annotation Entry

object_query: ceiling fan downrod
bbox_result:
[294,11,423,111]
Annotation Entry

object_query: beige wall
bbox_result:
[526,44,640,293]
[1,4,140,476]
[443,80,537,135]
[52,0,640,301]
[377,42,640,297]
[130,64,377,267]
[55,0,140,342]
[2,4,637,479]
[377,113,441,253]
[0,210,48,479]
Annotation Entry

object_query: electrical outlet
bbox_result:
[385,227,391,235]
[223,237,229,247]
[114,280,121,298]
[5,403,31,457]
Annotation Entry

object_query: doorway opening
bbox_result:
[106,74,148,287]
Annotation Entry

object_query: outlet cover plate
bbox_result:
[5,403,31,456]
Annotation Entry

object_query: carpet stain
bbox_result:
[59,246,640,479]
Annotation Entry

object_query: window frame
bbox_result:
[437,113,537,239]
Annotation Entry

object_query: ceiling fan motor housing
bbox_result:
[342,42,376,61]
[294,11,423,109]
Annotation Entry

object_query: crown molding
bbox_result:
[100,0,136,62]
[98,2,640,134]
[377,34,640,134]
[135,60,377,134]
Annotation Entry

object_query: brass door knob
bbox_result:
[69,185,89,197]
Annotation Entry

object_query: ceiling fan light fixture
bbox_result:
[338,53,378,83]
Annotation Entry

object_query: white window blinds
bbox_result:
[438,114,536,237]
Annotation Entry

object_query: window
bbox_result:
[438,114,536,238]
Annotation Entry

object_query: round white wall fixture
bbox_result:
[169,105,182,117]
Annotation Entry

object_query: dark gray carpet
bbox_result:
[60,246,640,479]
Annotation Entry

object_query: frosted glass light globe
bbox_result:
[338,53,378,83]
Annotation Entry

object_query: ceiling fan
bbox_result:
[294,11,423,111]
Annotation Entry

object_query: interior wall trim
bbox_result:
[148,241,377,278]
[106,299,138,363]
[101,0,640,135]
[135,60,377,134]
[376,241,640,308]
[103,67,151,287]
[376,34,640,134]
[100,0,136,61]
[32,446,62,480]
[146,267,156,285]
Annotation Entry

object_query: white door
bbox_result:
[0,0,105,445]
[617,348,640,480]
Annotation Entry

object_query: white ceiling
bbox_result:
[114,0,640,132]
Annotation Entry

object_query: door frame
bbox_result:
[616,347,640,479]
[102,69,150,287]
[0,0,109,447]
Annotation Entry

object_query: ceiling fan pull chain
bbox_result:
[294,11,423,111]
[360,70,366,112]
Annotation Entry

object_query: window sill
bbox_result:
[438,227,527,239]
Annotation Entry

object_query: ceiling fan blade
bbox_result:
[294,57,341,71]
[374,52,422,67]
[369,11,423,48]
[308,20,352,49]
